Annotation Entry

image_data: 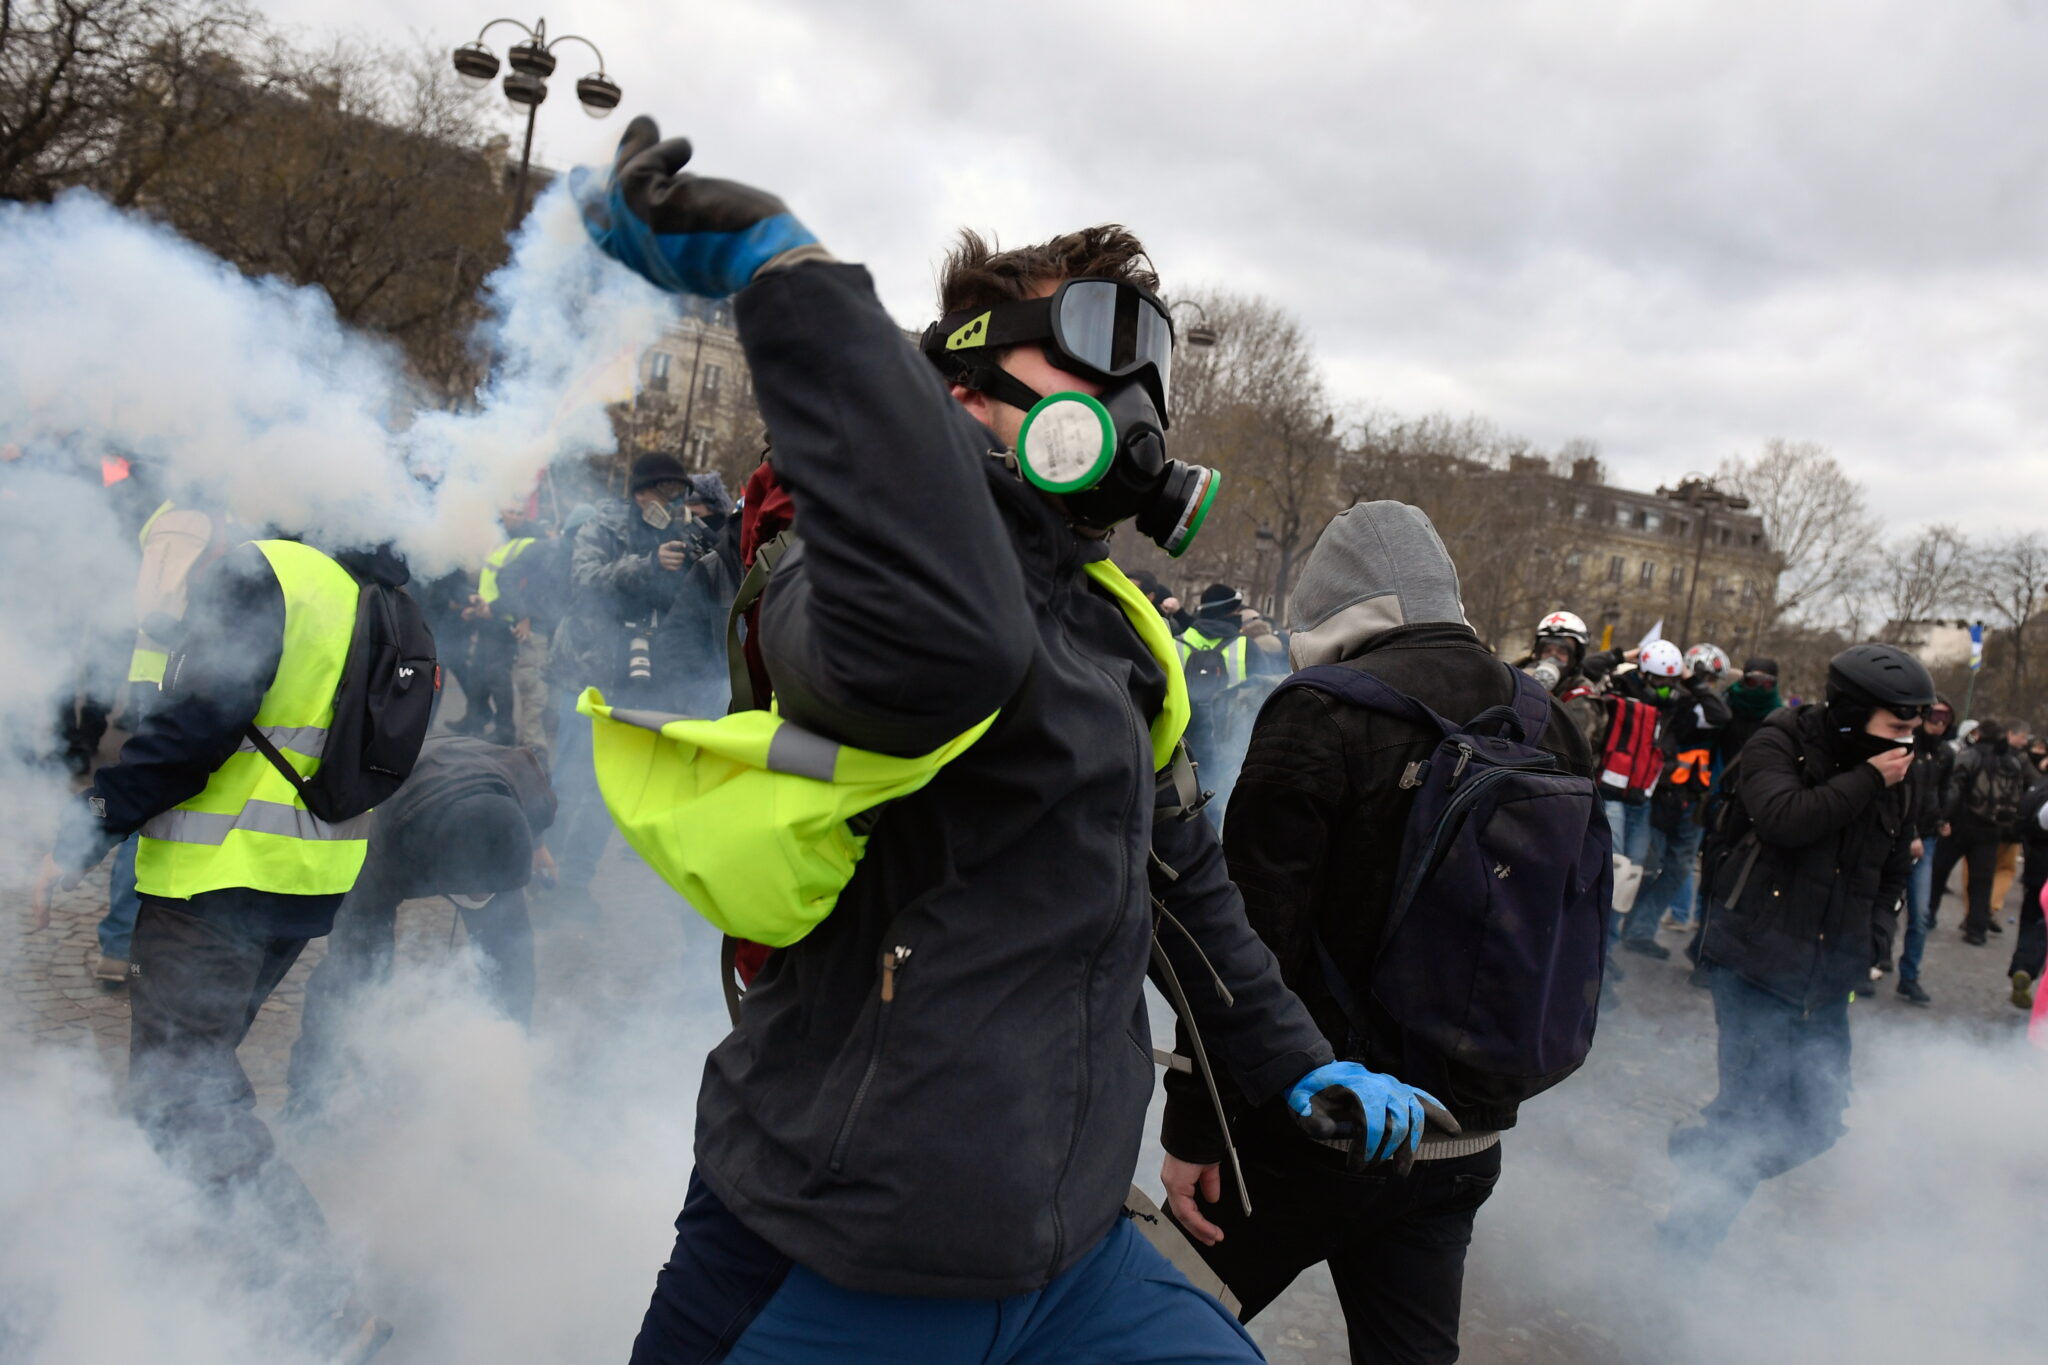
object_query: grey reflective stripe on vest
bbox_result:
[610,708,687,732]
[235,723,330,757]
[764,725,840,782]
[142,799,371,846]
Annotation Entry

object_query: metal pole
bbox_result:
[677,315,709,466]
[1679,491,1711,644]
[1963,635,1982,722]
[509,99,538,230]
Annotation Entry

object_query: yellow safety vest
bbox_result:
[578,558,1190,947]
[1176,628,1249,689]
[135,540,371,899]
[478,536,535,606]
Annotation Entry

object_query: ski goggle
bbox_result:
[923,278,1176,423]
[1879,703,1933,722]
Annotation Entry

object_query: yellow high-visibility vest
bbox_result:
[1176,628,1249,689]
[580,558,1190,947]
[478,536,535,606]
[135,540,371,898]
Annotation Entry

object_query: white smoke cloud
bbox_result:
[0,181,672,581]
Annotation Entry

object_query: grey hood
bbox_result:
[1287,501,1467,668]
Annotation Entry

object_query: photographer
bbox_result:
[547,452,709,901]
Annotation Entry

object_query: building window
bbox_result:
[1749,532,1763,548]
[1672,517,1690,538]
[1669,565,1684,594]
[1564,551,1583,580]
[702,362,723,398]
[1572,499,1590,520]
[1718,526,1732,546]
[1642,509,1663,534]
[1613,504,1633,528]
[1607,555,1626,584]
[686,428,712,468]
[1741,579,1757,604]
[645,351,671,393]
[1639,561,1656,588]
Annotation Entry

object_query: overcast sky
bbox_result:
[262,0,2048,533]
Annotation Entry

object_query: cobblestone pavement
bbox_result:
[4,763,2035,1363]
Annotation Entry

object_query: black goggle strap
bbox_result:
[926,296,1058,357]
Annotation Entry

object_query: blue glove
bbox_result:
[573,116,820,299]
[1286,1062,1455,1172]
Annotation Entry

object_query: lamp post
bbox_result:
[453,17,621,229]
[1169,298,1221,349]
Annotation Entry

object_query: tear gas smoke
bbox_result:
[0,183,673,579]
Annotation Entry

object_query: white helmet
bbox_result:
[1535,610,1589,644]
[1640,639,1686,679]
[1685,643,1730,678]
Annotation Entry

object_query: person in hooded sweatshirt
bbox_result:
[283,733,556,1117]
[1158,502,1594,1364]
[1719,657,1782,760]
[1664,644,1924,1259]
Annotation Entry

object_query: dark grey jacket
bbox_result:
[1699,705,1912,1010]
[691,262,1330,1298]
[547,498,695,693]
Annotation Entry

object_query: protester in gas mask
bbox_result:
[1519,610,1605,744]
[652,473,746,718]
[1665,644,1924,1258]
[578,118,1370,1363]
[546,452,702,906]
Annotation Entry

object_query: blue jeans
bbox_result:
[548,689,613,888]
[1900,835,1937,983]
[1603,799,1651,864]
[632,1172,1260,1363]
[1626,816,1706,941]
[98,835,140,959]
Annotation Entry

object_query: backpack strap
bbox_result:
[1271,664,1460,739]
[724,530,795,713]
[1506,666,1554,744]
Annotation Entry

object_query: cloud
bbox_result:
[263,0,2048,534]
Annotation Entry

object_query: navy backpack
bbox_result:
[1269,664,1611,1109]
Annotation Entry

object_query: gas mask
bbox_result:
[639,494,691,531]
[1012,381,1219,558]
[1524,658,1563,693]
[921,277,1221,558]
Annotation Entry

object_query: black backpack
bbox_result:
[1182,638,1233,707]
[247,575,438,823]
[1965,749,2029,828]
[1267,664,1611,1112]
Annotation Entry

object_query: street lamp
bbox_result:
[1169,299,1221,349]
[453,17,620,229]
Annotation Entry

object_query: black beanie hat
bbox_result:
[1199,583,1243,617]
[1743,656,1780,677]
[402,790,533,898]
[630,452,690,494]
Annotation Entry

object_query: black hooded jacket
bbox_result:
[689,261,1329,1299]
[1699,704,1913,1010]
[55,539,414,937]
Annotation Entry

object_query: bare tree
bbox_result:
[1717,439,1878,629]
[1116,290,1341,619]
[1963,531,2048,703]
[1874,523,1969,631]
[1,0,266,203]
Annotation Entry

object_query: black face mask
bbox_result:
[1010,380,1220,558]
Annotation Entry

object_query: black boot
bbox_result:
[1896,977,1931,1005]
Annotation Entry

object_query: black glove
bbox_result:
[573,116,821,298]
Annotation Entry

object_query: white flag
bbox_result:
[1636,620,1664,653]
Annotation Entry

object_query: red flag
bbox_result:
[100,455,131,486]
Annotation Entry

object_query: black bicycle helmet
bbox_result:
[1826,643,1936,709]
